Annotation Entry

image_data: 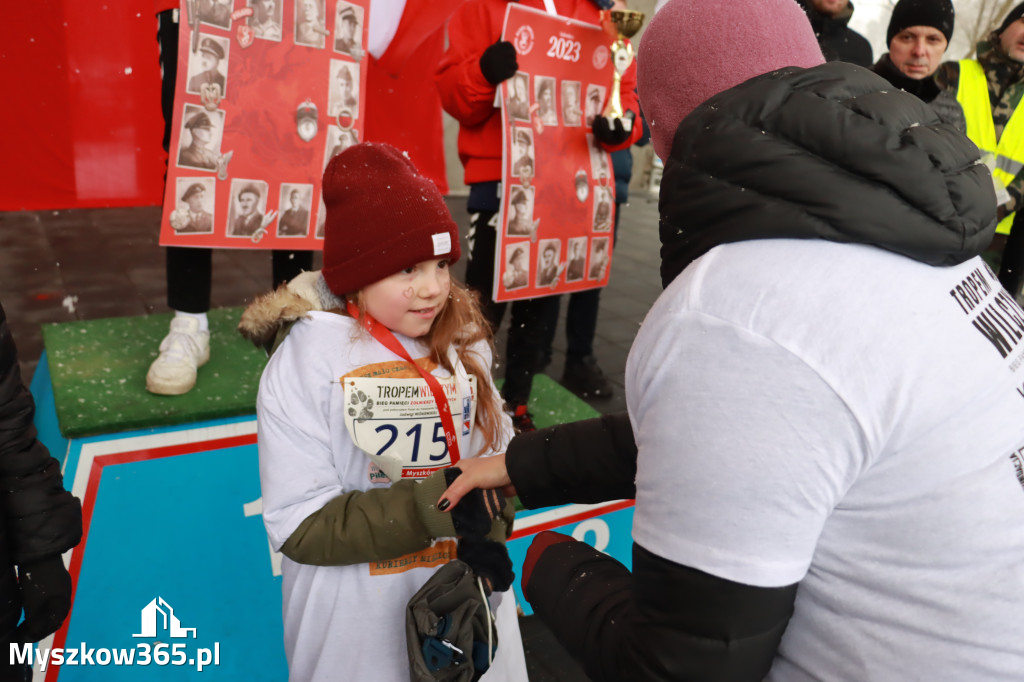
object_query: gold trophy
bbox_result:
[602,9,645,132]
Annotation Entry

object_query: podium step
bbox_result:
[42,308,265,437]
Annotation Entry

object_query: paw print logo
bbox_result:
[347,388,374,422]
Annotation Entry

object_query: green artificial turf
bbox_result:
[42,309,600,440]
[42,309,266,438]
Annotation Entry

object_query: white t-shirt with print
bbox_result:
[258,311,526,682]
[627,239,1024,681]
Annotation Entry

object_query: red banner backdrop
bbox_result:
[0,1,455,214]
[494,4,615,303]
[0,3,167,211]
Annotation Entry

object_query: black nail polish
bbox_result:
[438,499,450,511]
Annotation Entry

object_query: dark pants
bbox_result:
[157,11,312,314]
[465,210,559,406]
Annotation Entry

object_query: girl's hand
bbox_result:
[438,454,516,511]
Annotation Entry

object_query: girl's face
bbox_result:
[362,258,451,338]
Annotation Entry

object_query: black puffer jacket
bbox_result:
[659,61,995,288]
[0,302,82,639]
[509,62,997,682]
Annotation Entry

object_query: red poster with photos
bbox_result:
[495,4,615,303]
[160,0,369,249]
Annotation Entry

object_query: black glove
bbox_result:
[414,467,508,539]
[457,536,514,594]
[592,115,631,145]
[443,468,506,537]
[479,41,518,85]
[14,556,72,643]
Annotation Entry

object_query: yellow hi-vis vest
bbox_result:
[957,59,1024,235]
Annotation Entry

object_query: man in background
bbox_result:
[872,0,963,130]
[796,0,872,67]
[937,2,1024,296]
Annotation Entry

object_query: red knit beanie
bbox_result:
[638,0,825,161]
[320,142,461,296]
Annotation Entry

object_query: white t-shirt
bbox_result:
[627,239,1024,680]
[258,311,526,682]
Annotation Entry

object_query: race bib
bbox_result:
[343,375,477,481]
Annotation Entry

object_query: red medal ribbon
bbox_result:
[346,301,461,465]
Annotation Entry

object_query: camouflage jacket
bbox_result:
[937,33,1024,216]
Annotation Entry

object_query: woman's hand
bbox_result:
[438,454,516,511]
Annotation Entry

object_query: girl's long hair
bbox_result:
[347,279,505,457]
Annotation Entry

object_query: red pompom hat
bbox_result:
[320,142,461,296]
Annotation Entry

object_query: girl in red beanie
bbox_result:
[242,143,528,681]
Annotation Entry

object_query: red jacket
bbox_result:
[437,0,642,185]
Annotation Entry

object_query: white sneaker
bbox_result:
[146,317,211,395]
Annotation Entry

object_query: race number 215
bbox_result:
[547,35,581,62]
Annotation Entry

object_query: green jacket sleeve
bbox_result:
[280,467,513,566]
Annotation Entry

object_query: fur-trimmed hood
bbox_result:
[237,270,343,354]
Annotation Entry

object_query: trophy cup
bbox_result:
[602,9,645,132]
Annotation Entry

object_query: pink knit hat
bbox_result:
[321,142,461,296]
[638,0,825,161]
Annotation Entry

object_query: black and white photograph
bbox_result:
[227,179,272,238]
[328,60,360,119]
[562,80,582,127]
[506,185,536,237]
[587,133,610,180]
[535,76,557,127]
[536,239,562,288]
[169,178,216,234]
[248,0,282,41]
[593,184,613,232]
[511,127,534,182]
[324,125,358,164]
[507,72,531,121]
[176,104,225,172]
[277,183,313,237]
[196,0,232,29]
[295,0,328,48]
[565,237,587,283]
[502,243,530,291]
[334,3,363,57]
[587,237,609,281]
[186,35,229,98]
[585,84,606,127]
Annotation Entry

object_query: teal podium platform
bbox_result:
[28,314,634,680]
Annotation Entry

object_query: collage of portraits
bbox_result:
[502,68,614,294]
[168,0,366,243]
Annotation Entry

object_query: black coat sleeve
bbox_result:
[525,539,798,681]
[506,412,636,509]
[0,303,82,565]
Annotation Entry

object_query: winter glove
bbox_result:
[591,115,631,146]
[479,41,518,85]
[14,555,72,643]
[521,530,574,591]
[457,535,514,594]
[414,467,507,539]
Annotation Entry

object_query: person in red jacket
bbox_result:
[436,0,642,424]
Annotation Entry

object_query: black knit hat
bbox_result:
[887,0,955,45]
[999,2,1024,35]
